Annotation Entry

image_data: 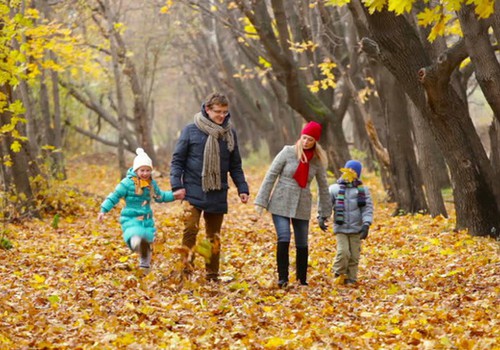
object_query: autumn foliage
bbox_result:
[0,155,498,349]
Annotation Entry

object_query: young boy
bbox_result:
[329,160,373,285]
[98,148,182,273]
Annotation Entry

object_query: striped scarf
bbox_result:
[194,112,235,192]
[334,179,366,225]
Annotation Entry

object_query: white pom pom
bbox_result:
[136,147,145,155]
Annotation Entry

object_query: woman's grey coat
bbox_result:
[255,145,332,221]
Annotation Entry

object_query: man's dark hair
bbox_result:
[205,92,228,109]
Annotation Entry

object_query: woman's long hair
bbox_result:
[294,139,328,167]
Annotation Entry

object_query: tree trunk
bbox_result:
[39,69,59,172]
[0,85,39,219]
[359,4,500,235]
[457,4,500,196]
[458,5,500,126]
[376,67,428,214]
[104,0,128,177]
[37,0,66,179]
[113,32,157,167]
[489,119,500,181]
[50,55,66,180]
[407,99,448,217]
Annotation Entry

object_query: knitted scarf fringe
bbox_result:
[194,112,234,192]
[334,179,366,225]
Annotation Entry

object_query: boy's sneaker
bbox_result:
[345,279,357,285]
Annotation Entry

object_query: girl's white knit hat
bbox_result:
[133,148,153,171]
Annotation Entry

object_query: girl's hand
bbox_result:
[97,212,105,222]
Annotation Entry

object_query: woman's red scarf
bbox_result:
[293,148,315,188]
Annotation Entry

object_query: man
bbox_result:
[170,92,249,282]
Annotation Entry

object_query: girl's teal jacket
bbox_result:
[100,168,175,246]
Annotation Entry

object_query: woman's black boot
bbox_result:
[296,246,309,285]
[277,242,290,288]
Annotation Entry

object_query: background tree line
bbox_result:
[1,0,499,237]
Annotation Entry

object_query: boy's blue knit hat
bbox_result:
[344,160,362,178]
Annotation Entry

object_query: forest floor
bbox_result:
[0,153,499,349]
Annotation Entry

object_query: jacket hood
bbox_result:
[126,167,137,178]
[201,103,231,127]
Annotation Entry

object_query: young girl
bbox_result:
[98,148,182,272]
[255,121,332,287]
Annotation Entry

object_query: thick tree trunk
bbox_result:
[419,62,500,234]
[36,0,65,179]
[0,85,39,219]
[457,5,500,196]
[407,100,448,217]
[363,98,395,201]
[359,4,500,235]
[490,119,500,181]
[11,89,43,180]
[376,68,428,214]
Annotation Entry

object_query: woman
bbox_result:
[255,121,332,287]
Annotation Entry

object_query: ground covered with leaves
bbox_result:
[0,155,499,349]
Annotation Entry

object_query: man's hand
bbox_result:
[239,193,249,204]
[173,188,186,200]
[318,216,328,232]
[359,224,370,240]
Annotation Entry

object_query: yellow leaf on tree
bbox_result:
[475,0,494,18]
[325,0,351,6]
[388,0,416,15]
[363,0,387,13]
[10,141,21,153]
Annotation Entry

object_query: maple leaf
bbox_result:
[340,167,358,182]
[388,0,416,14]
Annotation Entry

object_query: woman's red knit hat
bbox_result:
[301,121,322,141]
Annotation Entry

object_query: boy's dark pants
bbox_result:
[182,202,224,278]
